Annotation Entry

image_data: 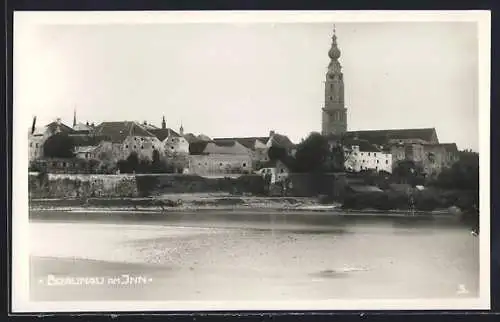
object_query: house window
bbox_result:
[368,153,371,156]
[361,153,364,156]
[374,153,377,157]
[125,145,129,148]
[141,138,144,141]
[329,96,333,101]
[62,162,67,167]
[377,160,379,164]
[30,143,32,147]
[36,143,39,148]
[243,163,247,167]
[141,145,144,149]
[219,163,223,166]
[171,146,174,150]
[134,145,137,149]
[386,160,388,164]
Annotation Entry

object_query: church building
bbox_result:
[320,26,459,177]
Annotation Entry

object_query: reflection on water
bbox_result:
[29,210,479,301]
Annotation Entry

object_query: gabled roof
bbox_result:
[93,121,155,143]
[346,128,438,144]
[71,135,109,147]
[213,137,270,149]
[45,121,76,135]
[269,133,295,149]
[149,128,181,141]
[189,141,209,155]
[203,141,251,155]
[213,133,294,150]
[73,122,93,132]
[142,123,159,130]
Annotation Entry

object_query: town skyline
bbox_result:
[16,21,479,151]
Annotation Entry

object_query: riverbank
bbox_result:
[29,195,459,217]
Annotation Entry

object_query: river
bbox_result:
[29,210,479,303]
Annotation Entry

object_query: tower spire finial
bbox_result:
[73,107,77,127]
[161,115,166,129]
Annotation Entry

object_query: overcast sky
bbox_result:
[15,20,479,150]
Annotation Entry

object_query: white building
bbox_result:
[344,141,392,173]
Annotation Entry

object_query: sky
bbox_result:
[15,19,479,150]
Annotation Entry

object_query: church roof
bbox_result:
[426,143,458,152]
[149,128,181,141]
[346,128,438,144]
[93,121,155,143]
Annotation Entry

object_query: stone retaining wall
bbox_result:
[28,173,266,199]
[29,173,139,198]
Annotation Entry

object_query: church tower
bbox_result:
[322,26,347,136]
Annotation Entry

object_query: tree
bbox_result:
[43,133,75,158]
[267,145,287,162]
[126,152,139,172]
[293,132,330,173]
[392,160,425,185]
[434,151,479,191]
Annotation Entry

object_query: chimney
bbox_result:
[86,121,89,126]
[56,118,61,124]
[143,121,147,125]
[269,130,275,137]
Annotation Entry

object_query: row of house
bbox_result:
[29,116,459,178]
[28,117,296,175]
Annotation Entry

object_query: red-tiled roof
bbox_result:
[149,128,181,141]
[346,128,438,144]
[93,122,155,143]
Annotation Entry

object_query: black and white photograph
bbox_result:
[12,11,490,312]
